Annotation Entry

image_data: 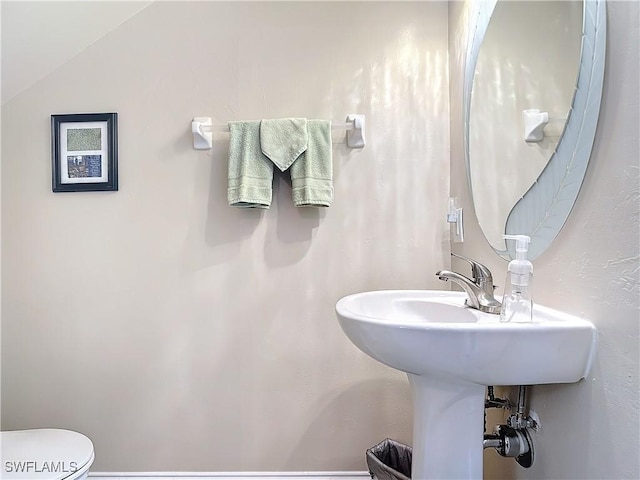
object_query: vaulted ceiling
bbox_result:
[1,1,152,104]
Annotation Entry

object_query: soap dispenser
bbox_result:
[500,235,533,323]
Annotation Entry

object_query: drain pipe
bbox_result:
[482,434,502,450]
[483,385,536,468]
[484,424,534,467]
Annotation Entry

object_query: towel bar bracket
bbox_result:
[192,117,213,150]
[346,114,365,148]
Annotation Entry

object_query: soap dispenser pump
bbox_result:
[500,235,533,323]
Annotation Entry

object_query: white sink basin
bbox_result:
[336,290,596,479]
[336,290,596,386]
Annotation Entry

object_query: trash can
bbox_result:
[366,438,412,480]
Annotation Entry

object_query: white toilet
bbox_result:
[1,429,95,480]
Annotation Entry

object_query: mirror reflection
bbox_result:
[468,1,583,253]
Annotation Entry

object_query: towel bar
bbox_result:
[192,114,365,150]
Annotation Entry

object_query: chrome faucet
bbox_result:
[436,253,502,314]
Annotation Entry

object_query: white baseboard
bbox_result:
[88,472,371,480]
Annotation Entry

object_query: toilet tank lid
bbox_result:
[1,428,94,480]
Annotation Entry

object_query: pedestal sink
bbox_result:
[336,290,596,480]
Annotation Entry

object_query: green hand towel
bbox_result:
[227,121,273,208]
[290,119,333,207]
[227,119,333,209]
[260,118,308,172]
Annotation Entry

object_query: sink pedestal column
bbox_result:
[408,374,486,480]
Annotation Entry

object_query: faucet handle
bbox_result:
[451,252,493,284]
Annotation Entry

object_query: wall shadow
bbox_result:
[285,377,413,471]
[263,171,322,268]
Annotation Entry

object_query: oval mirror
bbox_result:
[463,0,606,260]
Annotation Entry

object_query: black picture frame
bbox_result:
[51,113,118,192]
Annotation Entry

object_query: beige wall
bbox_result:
[449,1,639,479]
[1,1,451,472]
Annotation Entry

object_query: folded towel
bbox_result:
[260,118,308,172]
[227,121,273,208]
[290,119,333,207]
[227,118,333,209]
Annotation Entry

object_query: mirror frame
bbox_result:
[463,0,607,260]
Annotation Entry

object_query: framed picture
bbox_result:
[51,113,118,192]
